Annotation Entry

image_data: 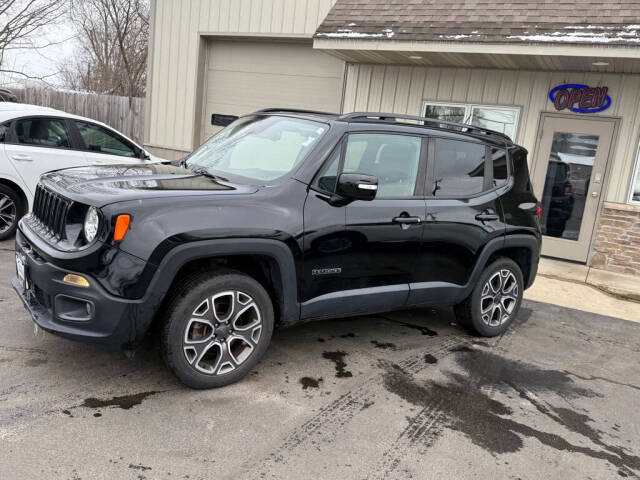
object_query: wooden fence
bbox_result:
[14,88,145,144]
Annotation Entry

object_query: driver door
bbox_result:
[301,132,427,319]
[341,133,427,299]
[5,116,87,195]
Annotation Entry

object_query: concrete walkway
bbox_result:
[526,258,640,323]
[538,257,640,302]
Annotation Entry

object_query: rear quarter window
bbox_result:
[492,147,509,187]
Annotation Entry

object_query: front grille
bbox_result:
[32,186,72,239]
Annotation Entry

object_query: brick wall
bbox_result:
[591,202,640,276]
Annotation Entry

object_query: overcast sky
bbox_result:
[1,20,77,87]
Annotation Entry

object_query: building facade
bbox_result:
[145,0,640,277]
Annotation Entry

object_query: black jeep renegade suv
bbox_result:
[13,109,541,389]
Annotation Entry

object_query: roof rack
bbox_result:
[255,108,339,116]
[338,112,512,142]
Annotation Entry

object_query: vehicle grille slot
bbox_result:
[47,196,54,226]
[32,186,72,239]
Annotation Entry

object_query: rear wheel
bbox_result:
[0,185,24,241]
[454,257,524,337]
[160,269,274,389]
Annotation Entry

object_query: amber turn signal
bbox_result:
[62,273,90,288]
[114,215,131,242]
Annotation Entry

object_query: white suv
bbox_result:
[0,103,162,240]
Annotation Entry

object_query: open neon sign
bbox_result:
[549,84,611,113]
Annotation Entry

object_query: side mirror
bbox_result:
[140,148,151,160]
[335,173,378,202]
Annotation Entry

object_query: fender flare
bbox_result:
[135,238,300,335]
[465,233,540,296]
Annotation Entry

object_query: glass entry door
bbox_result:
[532,115,616,262]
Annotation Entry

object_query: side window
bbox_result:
[15,118,71,148]
[432,138,486,197]
[314,148,341,193]
[492,147,508,187]
[0,123,8,142]
[343,133,421,197]
[75,121,137,157]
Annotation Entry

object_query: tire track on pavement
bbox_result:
[241,335,462,480]
[365,310,527,479]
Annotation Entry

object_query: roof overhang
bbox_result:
[313,38,640,73]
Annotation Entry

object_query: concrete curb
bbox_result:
[538,257,640,303]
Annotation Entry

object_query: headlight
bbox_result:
[83,207,100,242]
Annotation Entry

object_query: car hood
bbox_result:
[39,163,259,207]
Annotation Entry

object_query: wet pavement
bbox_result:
[1,241,639,479]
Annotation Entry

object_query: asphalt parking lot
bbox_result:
[1,241,639,480]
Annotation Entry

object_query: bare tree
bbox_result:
[0,0,66,80]
[61,0,149,98]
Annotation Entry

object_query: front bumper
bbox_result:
[13,231,139,349]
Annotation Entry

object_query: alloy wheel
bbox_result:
[480,269,519,327]
[182,290,263,375]
[0,194,17,234]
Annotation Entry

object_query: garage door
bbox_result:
[202,40,344,141]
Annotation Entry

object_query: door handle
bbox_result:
[11,154,33,162]
[393,215,422,225]
[475,211,499,222]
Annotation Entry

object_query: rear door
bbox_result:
[5,116,87,195]
[419,137,507,300]
[72,120,145,166]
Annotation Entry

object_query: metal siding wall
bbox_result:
[147,0,337,153]
[342,64,640,204]
[202,40,344,140]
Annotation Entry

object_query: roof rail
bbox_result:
[338,112,512,142]
[255,108,338,116]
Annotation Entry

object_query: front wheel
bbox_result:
[160,269,274,389]
[454,257,524,337]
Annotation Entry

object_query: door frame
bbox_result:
[530,111,621,264]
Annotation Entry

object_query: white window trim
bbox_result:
[629,139,640,204]
[421,101,521,141]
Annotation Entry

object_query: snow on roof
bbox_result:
[316,0,640,46]
[316,28,395,39]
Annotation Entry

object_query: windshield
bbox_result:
[186,115,328,182]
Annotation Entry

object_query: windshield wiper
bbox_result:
[189,166,229,182]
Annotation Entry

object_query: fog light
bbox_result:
[63,274,90,288]
[55,295,93,322]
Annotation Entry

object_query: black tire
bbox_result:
[0,184,25,241]
[454,257,524,337]
[160,269,274,389]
